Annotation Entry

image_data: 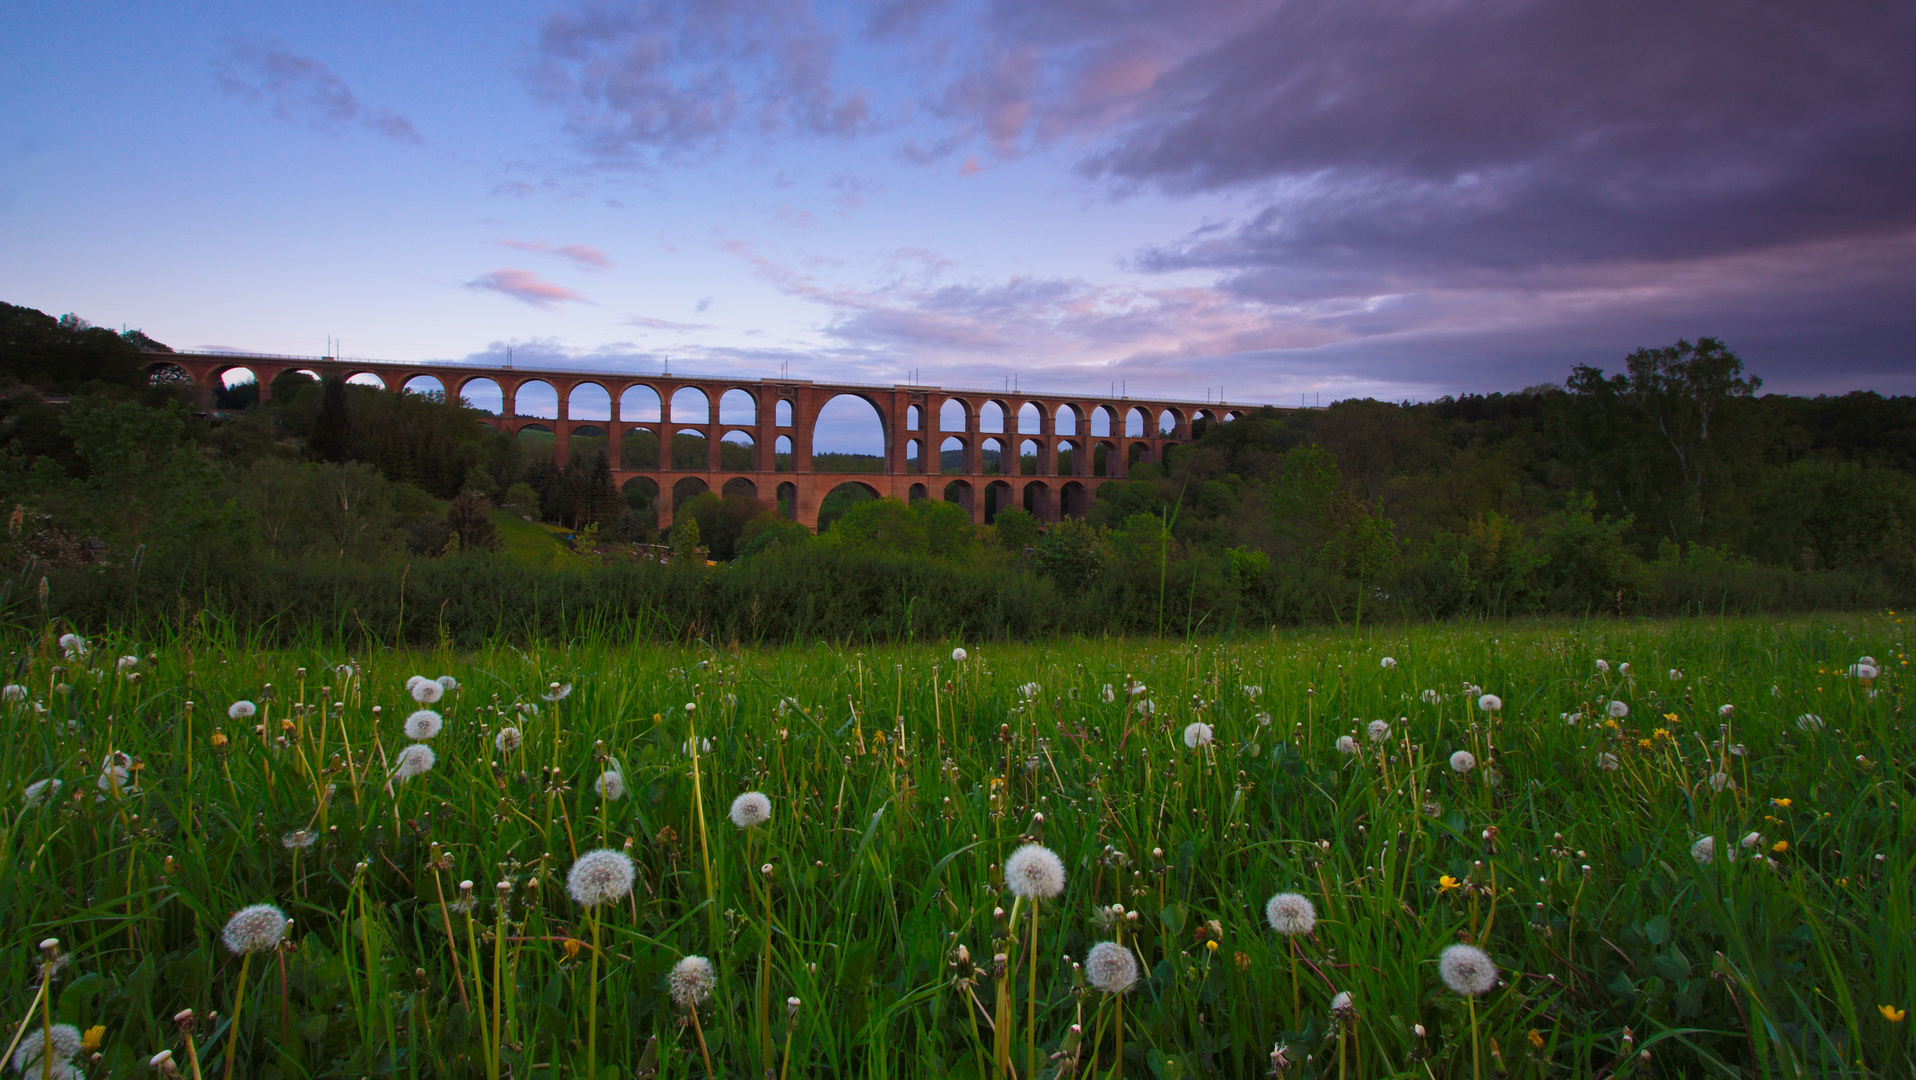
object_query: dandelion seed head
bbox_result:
[596,771,626,800]
[1380,657,1397,669]
[1265,892,1316,936]
[1619,663,1631,676]
[1438,943,1497,996]
[1596,752,1619,771]
[1084,941,1139,994]
[543,683,573,702]
[951,647,967,662]
[282,829,317,851]
[1335,735,1358,755]
[228,700,256,721]
[1367,720,1391,742]
[1,684,25,702]
[1606,700,1629,719]
[410,678,443,704]
[1329,990,1354,1016]
[1420,689,1440,704]
[1690,836,1717,864]
[22,778,62,807]
[1004,843,1066,899]
[1477,694,1502,713]
[1182,722,1214,750]
[437,675,458,693]
[223,903,290,954]
[669,954,716,1007]
[566,848,636,907]
[1718,704,1734,718]
[1449,750,1477,774]
[57,633,87,659]
[392,743,436,780]
[729,791,772,828]
[403,710,443,741]
[11,1023,82,1073]
[1595,659,1610,673]
[117,655,138,671]
[1796,713,1824,732]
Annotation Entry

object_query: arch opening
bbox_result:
[569,382,611,421]
[514,380,558,419]
[1091,405,1114,438]
[980,401,1007,434]
[721,477,758,501]
[1019,439,1040,476]
[943,479,974,514]
[1094,440,1114,477]
[907,404,922,431]
[909,483,928,503]
[344,372,386,390]
[940,436,966,474]
[620,384,662,423]
[818,482,880,532]
[1018,402,1042,434]
[940,398,970,432]
[811,394,885,473]
[146,362,194,390]
[1061,481,1087,519]
[719,388,756,426]
[672,428,710,471]
[981,437,1007,475]
[568,426,608,466]
[516,424,556,461]
[1023,480,1052,520]
[1125,407,1147,438]
[403,375,446,399]
[774,435,794,472]
[720,430,756,471]
[1159,408,1181,436]
[775,399,794,427]
[776,481,798,520]
[983,480,1015,524]
[621,427,660,470]
[670,387,710,425]
[905,438,923,474]
[1056,440,1077,476]
[1055,405,1080,436]
[459,377,504,415]
[672,478,709,513]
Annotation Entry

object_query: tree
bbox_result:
[1318,494,1400,629]
[671,514,704,564]
[309,378,352,463]
[575,452,620,527]
[993,507,1042,552]
[447,490,501,552]
[1034,518,1107,593]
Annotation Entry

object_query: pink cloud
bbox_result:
[466,269,591,308]
[498,239,613,270]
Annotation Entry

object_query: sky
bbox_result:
[4,0,1913,439]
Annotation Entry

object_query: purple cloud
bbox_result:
[499,239,615,270]
[217,42,423,144]
[523,0,871,166]
[466,269,592,308]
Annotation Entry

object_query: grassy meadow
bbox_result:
[1,616,1910,1078]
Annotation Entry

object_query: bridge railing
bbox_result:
[149,351,1308,410]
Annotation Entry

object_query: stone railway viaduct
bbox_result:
[150,352,1283,530]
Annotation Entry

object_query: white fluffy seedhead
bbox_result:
[1438,943,1497,996]
[1084,941,1139,994]
[1449,750,1477,774]
[1607,700,1630,719]
[11,1023,82,1073]
[596,771,626,800]
[950,648,968,662]
[567,848,636,907]
[1335,735,1358,755]
[404,710,443,741]
[392,743,436,780]
[1367,720,1391,742]
[669,954,716,1008]
[494,726,522,753]
[1182,722,1214,750]
[729,791,772,829]
[228,700,257,721]
[410,678,444,705]
[1004,843,1066,899]
[1265,892,1317,937]
[1690,836,1717,865]
[223,903,290,954]
[1477,694,1502,713]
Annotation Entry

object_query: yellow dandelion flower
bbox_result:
[1773,798,1792,808]
[1438,875,1461,893]
[1527,1029,1544,1051]
[81,1024,105,1052]
[1772,840,1789,853]
[1880,1005,1905,1023]
[1637,738,1653,750]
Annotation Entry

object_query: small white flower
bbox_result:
[1380,657,1397,669]
[682,735,712,756]
[1329,990,1354,1017]
[1477,694,1502,713]
[1182,722,1214,750]
[403,710,442,740]
[1335,735,1358,755]
[1,684,25,702]
[1607,700,1629,719]
[223,903,290,954]
[1004,843,1066,899]
[1264,892,1316,936]
[1366,719,1391,742]
[1618,663,1631,677]
[229,700,257,721]
[729,791,772,828]
[1242,684,1264,698]
[1595,659,1610,674]
[1690,836,1717,864]
[542,683,573,702]
[117,655,139,672]
[437,675,459,693]
[1449,750,1477,774]
[1100,684,1116,703]
[567,848,636,907]
[57,633,87,659]
[669,955,716,1008]
[1850,663,1879,680]
[22,777,62,807]
[1438,943,1497,996]
[1084,941,1139,994]
[494,726,522,753]
[1668,669,1683,681]
[950,648,968,662]
[392,743,436,780]
[1020,682,1042,699]
[1717,704,1734,718]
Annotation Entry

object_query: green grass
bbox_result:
[488,509,578,568]
[1,616,1910,1078]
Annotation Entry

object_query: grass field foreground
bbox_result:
[1,616,1910,1078]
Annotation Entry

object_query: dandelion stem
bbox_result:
[1468,994,1481,1080]
[1027,899,1041,1080]
[585,906,601,1078]
[690,1006,716,1080]
[221,951,253,1080]
[432,869,471,1010]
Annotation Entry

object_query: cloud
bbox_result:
[523,0,872,166]
[466,269,592,308]
[625,314,715,331]
[499,239,615,270]
[216,41,423,144]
